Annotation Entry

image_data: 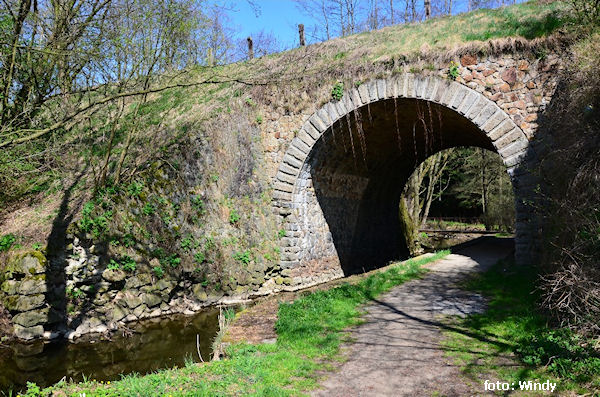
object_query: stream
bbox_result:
[0,307,221,394]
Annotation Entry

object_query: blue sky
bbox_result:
[215,0,516,50]
[217,1,304,49]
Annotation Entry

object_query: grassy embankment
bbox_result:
[441,260,600,394]
[20,252,448,396]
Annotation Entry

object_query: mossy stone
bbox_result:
[102,269,126,283]
[13,324,44,340]
[142,293,162,308]
[13,308,48,327]
[3,294,45,312]
[1,280,17,295]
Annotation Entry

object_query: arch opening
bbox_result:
[275,77,531,280]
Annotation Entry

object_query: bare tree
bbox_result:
[400,150,452,255]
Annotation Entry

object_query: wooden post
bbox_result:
[206,48,214,67]
[247,37,254,60]
[298,24,306,46]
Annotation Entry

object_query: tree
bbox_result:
[450,148,514,231]
[400,150,452,255]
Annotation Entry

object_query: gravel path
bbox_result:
[313,237,514,397]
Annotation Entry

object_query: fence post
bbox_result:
[247,37,254,60]
[298,24,306,46]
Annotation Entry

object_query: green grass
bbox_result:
[425,219,486,230]
[29,251,449,397]
[440,259,600,394]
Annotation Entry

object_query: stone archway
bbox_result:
[273,74,532,279]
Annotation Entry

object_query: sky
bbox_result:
[215,1,305,49]
[211,0,519,51]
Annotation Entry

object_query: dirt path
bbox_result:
[313,237,514,397]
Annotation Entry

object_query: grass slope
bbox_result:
[19,252,449,396]
[441,259,600,394]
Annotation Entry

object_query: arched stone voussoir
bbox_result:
[274,74,529,203]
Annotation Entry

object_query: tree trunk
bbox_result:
[2,0,33,122]
[399,197,419,256]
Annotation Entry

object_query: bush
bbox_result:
[0,233,16,252]
[535,36,600,336]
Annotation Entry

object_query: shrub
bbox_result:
[153,265,165,278]
[107,259,120,270]
[535,36,600,336]
[122,256,137,272]
[447,61,459,80]
[0,233,16,252]
[229,208,240,224]
[331,82,344,101]
[233,250,252,265]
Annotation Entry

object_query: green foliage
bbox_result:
[67,287,84,300]
[191,196,205,214]
[463,8,567,41]
[333,51,347,60]
[255,115,263,124]
[160,254,181,268]
[142,202,156,216]
[23,381,42,397]
[122,256,137,272]
[277,229,286,238]
[567,0,600,26]
[233,250,252,266]
[107,259,120,270]
[180,235,196,252]
[0,233,16,252]
[331,82,344,101]
[447,61,459,80]
[244,97,256,107]
[229,208,240,224]
[79,202,112,238]
[32,242,42,251]
[127,181,144,197]
[153,265,165,278]
[441,259,600,392]
[194,251,205,264]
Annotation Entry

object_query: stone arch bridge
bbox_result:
[262,51,562,288]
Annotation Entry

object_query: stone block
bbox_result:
[405,74,415,97]
[473,103,498,126]
[368,80,378,102]
[423,77,439,101]
[358,83,370,103]
[309,113,327,133]
[450,86,468,109]
[14,324,44,340]
[500,138,528,159]
[458,91,478,115]
[465,96,487,119]
[376,79,386,99]
[3,293,45,312]
[13,308,48,327]
[102,268,126,283]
